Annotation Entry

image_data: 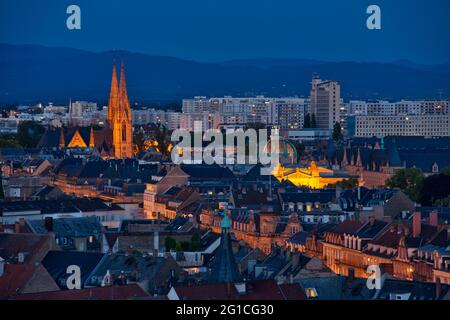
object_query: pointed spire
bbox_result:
[119,60,131,119]
[356,148,362,167]
[89,126,95,148]
[59,126,65,148]
[209,208,243,284]
[108,63,119,125]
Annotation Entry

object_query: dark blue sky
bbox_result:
[1,0,450,63]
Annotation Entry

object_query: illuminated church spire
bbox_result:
[107,63,119,125]
[108,60,133,159]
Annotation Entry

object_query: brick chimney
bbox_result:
[412,212,421,238]
[429,211,438,227]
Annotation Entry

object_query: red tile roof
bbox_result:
[332,220,363,235]
[0,264,35,299]
[0,233,52,263]
[173,280,307,300]
[14,284,149,300]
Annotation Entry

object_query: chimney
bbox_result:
[44,217,53,232]
[412,212,421,238]
[348,268,355,282]
[429,211,438,227]
[153,231,159,255]
[14,222,20,234]
[369,215,376,226]
[0,259,4,277]
[436,278,442,299]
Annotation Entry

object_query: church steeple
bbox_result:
[107,63,119,125]
[119,61,130,119]
[209,209,242,284]
[108,61,133,159]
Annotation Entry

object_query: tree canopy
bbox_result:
[386,168,424,202]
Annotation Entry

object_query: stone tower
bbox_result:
[107,61,133,159]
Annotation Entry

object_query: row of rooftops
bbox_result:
[0,198,124,216]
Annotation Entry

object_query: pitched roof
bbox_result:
[0,264,35,299]
[41,251,105,289]
[0,233,52,263]
[14,284,148,300]
[173,280,306,300]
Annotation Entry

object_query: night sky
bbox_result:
[1,0,450,63]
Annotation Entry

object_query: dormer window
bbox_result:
[305,288,318,299]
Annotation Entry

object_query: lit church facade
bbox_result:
[38,62,133,159]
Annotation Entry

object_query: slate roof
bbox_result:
[84,254,171,287]
[209,227,243,284]
[180,164,236,180]
[28,216,103,238]
[336,136,450,173]
[298,276,372,300]
[279,191,334,204]
[356,220,389,239]
[375,279,449,300]
[287,231,309,245]
[41,250,105,289]
[0,198,123,216]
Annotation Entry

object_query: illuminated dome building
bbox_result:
[273,161,350,189]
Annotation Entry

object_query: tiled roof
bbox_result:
[0,264,35,299]
[0,233,51,263]
[332,220,363,235]
[174,280,306,300]
[14,284,148,300]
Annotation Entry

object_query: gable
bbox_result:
[67,130,87,148]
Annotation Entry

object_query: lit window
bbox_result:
[305,288,318,299]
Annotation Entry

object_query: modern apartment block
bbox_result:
[182,96,307,130]
[352,114,450,137]
[347,100,449,116]
[309,74,341,130]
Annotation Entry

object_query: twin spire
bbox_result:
[107,59,133,159]
[107,61,130,125]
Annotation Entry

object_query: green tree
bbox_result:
[175,241,183,252]
[304,114,311,128]
[311,113,317,128]
[332,122,344,142]
[190,233,201,251]
[0,134,20,148]
[164,236,177,251]
[441,167,450,176]
[386,168,424,202]
[133,128,147,155]
[154,124,172,158]
[17,121,45,148]
[433,196,450,207]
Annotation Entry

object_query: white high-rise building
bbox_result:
[309,74,341,130]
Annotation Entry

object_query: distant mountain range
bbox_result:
[0,43,449,105]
